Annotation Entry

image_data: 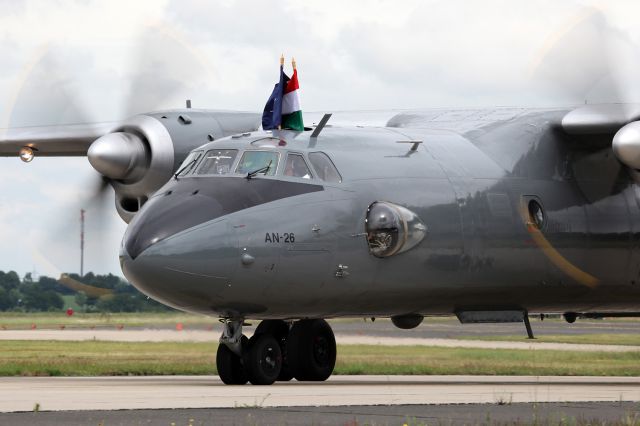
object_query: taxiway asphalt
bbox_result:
[1,402,639,425]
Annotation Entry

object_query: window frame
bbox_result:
[308,151,342,183]
[195,148,240,176]
[175,150,204,177]
[283,151,314,180]
[234,149,282,177]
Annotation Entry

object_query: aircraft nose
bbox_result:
[120,194,238,311]
[123,184,228,259]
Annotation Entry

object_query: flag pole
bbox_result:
[278,54,284,130]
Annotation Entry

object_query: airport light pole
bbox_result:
[80,209,85,277]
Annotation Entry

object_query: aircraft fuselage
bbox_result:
[120,108,640,319]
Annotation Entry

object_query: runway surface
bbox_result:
[1,375,639,413]
[1,402,639,425]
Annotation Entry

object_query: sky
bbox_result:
[0,0,639,277]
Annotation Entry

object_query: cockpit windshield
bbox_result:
[197,149,238,175]
[236,151,279,176]
[175,150,203,177]
[309,152,342,183]
[284,153,312,179]
[173,147,341,182]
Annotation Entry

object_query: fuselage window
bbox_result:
[197,149,238,175]
[309,152,342,183]
[284,153,312,179]
[528,200,545,230]
[236,150,279,176]
[175,150,203,177]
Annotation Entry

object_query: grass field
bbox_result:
[0,312,374,329]
[0,312,210,328]
[1,340,640,377]
[460,334,640,346]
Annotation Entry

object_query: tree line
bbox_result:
[0,271,173,312]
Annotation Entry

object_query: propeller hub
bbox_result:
[88,132,148,181]
[613,121,640,170]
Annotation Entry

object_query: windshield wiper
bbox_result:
[246,160,272,180]
[174,158,198,180]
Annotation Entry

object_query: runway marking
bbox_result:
[0,375,639,413]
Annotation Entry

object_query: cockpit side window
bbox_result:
[236,150,279,176]
[284,153,312,179]
[309,152,342,183]
[175,150,203,177]
[197,149,238,175]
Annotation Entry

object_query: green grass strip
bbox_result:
[459,333,640,346]
[0,341,639,377]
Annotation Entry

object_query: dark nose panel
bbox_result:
[125,177,323,259]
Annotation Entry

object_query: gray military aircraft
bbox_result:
[2,102,640,386]
[3,8,640,386]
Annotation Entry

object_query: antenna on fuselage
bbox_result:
[310,113,332,138]
[396,140,423,152]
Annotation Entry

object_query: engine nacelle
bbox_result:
[88,110,260,223]
[613,121,640,170]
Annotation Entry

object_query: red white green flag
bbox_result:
[281,68,304,131]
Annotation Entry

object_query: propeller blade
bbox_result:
[9,24,212,278]
[7,45,97,128]
[120,25,210,117]
[532,6,640,123]
[530,8,615,104]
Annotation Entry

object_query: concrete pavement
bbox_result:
[1,375,639,413]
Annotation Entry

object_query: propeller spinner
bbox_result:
[87,131,149,181]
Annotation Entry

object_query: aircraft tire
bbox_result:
[243,333,282,385]
[287,319,336,382]
[254,320,294,381]
[216,336,248,385]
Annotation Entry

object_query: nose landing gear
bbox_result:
[217,318,336,385]
[217,320,248,385]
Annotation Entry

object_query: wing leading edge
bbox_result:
[0,122,115,157]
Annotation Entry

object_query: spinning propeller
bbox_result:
[6,24,210,276]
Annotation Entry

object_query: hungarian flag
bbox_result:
[281,69,303,131]
[262,63,304,131]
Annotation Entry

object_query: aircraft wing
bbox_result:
[386,107,536,133]
[306,110,404,127]
[0,122,115,157]
[561,104,640,135]
[387,104,640,139]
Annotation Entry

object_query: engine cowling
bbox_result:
[88,110,260,223]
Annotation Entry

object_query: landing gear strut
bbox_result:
[217,320,248,385]
[216,318,337,385]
